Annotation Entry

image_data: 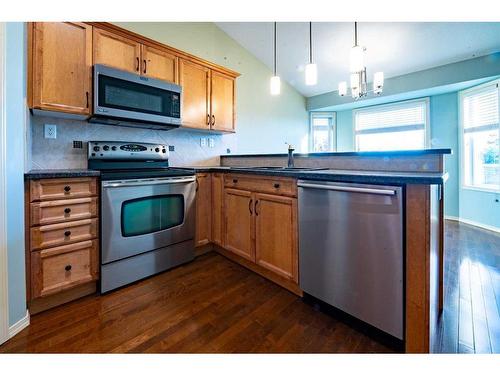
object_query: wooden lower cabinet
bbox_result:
[254,193,298,282]
[224,188,255,262]
[211,173,224,246]
[195,173,212,247]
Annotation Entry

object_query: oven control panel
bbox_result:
[88,141,169,160]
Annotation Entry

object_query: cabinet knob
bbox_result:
[64,186,71,192]
[65,265,72,272]
[64,230,71,237]
[274,183,280,189]
[233,179,238,183]
[64,208,71,214]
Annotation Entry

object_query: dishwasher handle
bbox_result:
[297,182,397,196]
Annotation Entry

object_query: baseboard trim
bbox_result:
[445,216,500,234]
[8,309,30,338]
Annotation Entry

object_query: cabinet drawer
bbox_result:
[30,178,97,202]
[224,174,297,197]
[31,197,98,226]
[31,240,98,298]
[30,218,98,250]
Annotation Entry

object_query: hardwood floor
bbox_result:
[435,220,500,353]
[0,220,498,353]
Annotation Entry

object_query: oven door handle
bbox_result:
[102,176,196,188]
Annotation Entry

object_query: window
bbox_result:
[353,99,429,151]
[310,112,336,152]
[460,81,500,192]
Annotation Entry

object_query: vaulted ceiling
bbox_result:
[216,22,500,97]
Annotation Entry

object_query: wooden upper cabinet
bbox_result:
[30,22,92,115]
[179,58,210,129]
[142,45,178,83]
[254,193,298,282]
[93,28,141,74]
[224,188,254,262]
[195,173,212,247]
[211,71,235,132]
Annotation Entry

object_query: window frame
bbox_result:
[352,97,431,152]
[309,111,336,153]
[459,79,500,194]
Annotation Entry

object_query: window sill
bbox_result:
[461,185,500,194]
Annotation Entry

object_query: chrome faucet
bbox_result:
[286,143,295,168]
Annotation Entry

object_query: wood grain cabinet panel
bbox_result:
[224,188,254,262]
[224,174,297,197]
[30,218,98,251]
[30,178,97,202]
[211,173,224,246]
[93,27,141,73]
[142,45,178,83]
[31,197,98,226]
[31,240,99,298]
[30,22,92,115]
[211,71,235,132]
[195,173,212,247]
[179,58,211,129]
[254,193,298,282]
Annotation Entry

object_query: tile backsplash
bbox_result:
[30,114,236,170]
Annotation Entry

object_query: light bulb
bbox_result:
[305,63,318,86]
[270,75,281,95]
[373,71,384,94]
[338,81,347,96]
[350,45,364,73]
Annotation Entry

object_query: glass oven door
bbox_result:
[101,176,196,264]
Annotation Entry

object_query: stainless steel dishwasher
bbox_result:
[298,180,403,339]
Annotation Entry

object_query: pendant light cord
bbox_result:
[274,22,277,76]
[354,22,358,46]
[309,22,313,64]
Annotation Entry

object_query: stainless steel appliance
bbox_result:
[90,64,182,130]
[298,180,403,339]
[88,141,196,293]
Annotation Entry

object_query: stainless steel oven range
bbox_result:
[88,141,196,293]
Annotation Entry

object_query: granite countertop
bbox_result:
[25,169,101,179]
[220,148,453,159]
[184,166,449,185]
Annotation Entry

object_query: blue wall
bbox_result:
[6,22,27,326]
[334,90,499,228]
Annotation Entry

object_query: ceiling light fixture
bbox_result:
[305,22,317,86]
[270,22,281,95]
[338,22,384,100]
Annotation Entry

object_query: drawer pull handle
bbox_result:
[64,230,71,237]
[233,179,238,183]
[64,208,71,214]
[274,183,280,188]
[65,265,72,272]
[64,186,71,192]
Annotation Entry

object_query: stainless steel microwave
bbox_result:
[89,64,182,130]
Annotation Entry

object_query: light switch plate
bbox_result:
[200,137,206,147]
[208,138,215,148]
[44,124,57,139]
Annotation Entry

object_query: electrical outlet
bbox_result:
[208,138,215,148]
[73,140,83,149]
[168,145,175,152]
[200,138,207,147]
[44,124,57,139]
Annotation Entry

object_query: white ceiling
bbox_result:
[216,22,500,97]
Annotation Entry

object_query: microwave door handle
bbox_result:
[103,176,196,188]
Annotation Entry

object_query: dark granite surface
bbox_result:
[183,167,449,185]
[221,148,452,159]
[25,169,101,179]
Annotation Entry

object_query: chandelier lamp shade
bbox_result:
[338,22,384,99]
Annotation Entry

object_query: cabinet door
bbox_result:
[93,28,141,73]
[142,45,178,83]
[179,58,210,129]
[224,189,254,262]
[31,22,92,115]
[211,71,235,132]
[211,173,224,246]
[195,173,212,247]
[254,193,298,281]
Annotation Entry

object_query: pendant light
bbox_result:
[305,22,318,86]
[270,22,281,95]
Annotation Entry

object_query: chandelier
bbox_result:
[338,22,384,100]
